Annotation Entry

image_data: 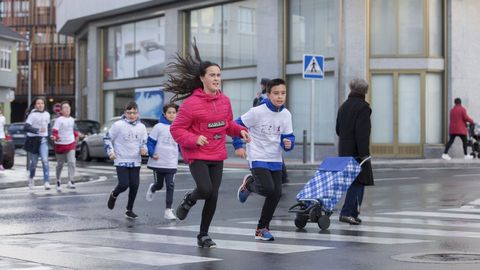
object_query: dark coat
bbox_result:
[336,94,374,186]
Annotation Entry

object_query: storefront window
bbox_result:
[103,16,165,81]
[371,74,394,144]
[426,73,443,143]
[104,89,134,121]
[188,1,256,68]
[288,0,337,61]
[222,79,256,119]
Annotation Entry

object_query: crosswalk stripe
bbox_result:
[241,220,480,239]
[39,230,332,254]
[161,225,429,245]
[383,211,480,220]
[439,208,480,213]
[2,238,220,267]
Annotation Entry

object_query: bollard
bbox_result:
[303,129,307,164]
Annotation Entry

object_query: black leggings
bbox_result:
[444,134,468,155]
[151,170,175,209]
[113,166,140,211]
[188,160,224,235]
[247,168,283,229]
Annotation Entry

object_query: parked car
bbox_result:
[2,127,16,169]
[48,118,101,155]
[79,117,158,161]
[7,122,27,149]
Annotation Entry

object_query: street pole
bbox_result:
[27,34,32,107]
[310,79,315,163]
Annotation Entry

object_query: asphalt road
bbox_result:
[1,160,480,269]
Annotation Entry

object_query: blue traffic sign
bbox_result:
[303,54,324,80]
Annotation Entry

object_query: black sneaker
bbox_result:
[107,191,117,210]
[125,210,138,219]
[176,192,196,220]
[197,235,216,248]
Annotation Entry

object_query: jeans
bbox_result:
[340,182,365,218]
[28,137,49,182]
[151,170,175,209]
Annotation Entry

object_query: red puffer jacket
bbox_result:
[170,88,246,163]
[449,104,474,135]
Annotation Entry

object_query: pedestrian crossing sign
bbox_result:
[303,54,324,80]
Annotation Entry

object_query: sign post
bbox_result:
[302,54,324,163]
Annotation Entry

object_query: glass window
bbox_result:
[429,0,443,56]
[371,74,394,144]
[425,73,443,144]
[36,0,50,7]
[398,74,421,143]
[288,0,337,61]
[288,74,336,143]
[188,1,256,68]
[134,17,166,77]
[371,0,425,56]
[103,16,165,81]
[0,44,12,71]
[104,89,134,121]
[222,79,256,119]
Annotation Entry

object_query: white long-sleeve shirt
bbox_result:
[25,110,51,137]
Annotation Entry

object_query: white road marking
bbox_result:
[382,211,480,220]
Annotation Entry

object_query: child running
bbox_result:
[104,101,148,219]
[51,101,78,191]
[164,41,250,248]
[145,103,179,220]
[234,78,295,241]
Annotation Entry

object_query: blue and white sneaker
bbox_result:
[237,174,254,203]
[255,227,274,241]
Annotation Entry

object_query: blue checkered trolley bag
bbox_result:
[288,156,371,230]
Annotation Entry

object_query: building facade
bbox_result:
[57,0,477,159]
[0,0,75,122]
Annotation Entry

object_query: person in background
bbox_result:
[442,98,475,160]
[252,78,270,107]
[51,101,78,191]
[0,108,5,171]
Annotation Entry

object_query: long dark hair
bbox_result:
[163,39,220,102]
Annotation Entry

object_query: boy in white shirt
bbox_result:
[233,78,295,241]
[51,102,78,191]
[145,103,179,220]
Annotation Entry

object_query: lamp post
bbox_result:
[26,32,32,107]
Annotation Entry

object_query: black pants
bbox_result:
[188,160,224,235]
[151,170,175,209]
[444,134,468,155]
[113,166,140,211]
[247,168,283,229]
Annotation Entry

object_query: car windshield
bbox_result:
[8,123,25,131]
[76,121,100,134]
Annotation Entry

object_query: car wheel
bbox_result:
[2,155,14,169]
[80,144,92,161]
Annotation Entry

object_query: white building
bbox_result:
[57,0,478,159]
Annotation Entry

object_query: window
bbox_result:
[0,44,12,71]
[188,1,256,68]
[288,74,336,143]
[222,79,256,119]
[425,73,443,143]
[371,74,394,144]
[103,16,166,80]
[104,89,134,121]
[288,0,337,61]
[36,0,50,7]
[371,0,433,56]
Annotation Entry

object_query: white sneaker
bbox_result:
[67,181,76,189]
[465,155,474,160]
[164,208,177,220]
[146,183,154,202]
[56,181,62,191]
[28,178,34,189]
[441,154,452,160]
[44,182,51,190]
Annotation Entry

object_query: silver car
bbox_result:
[79,117,158,161]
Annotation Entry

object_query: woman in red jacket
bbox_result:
[442,98,475,160]
[164,43,250,248]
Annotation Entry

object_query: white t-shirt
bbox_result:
[26,110,51,137]
[147,122,178,169]
[0,115,5,139]
[241,104,293,163]
[52,116,75,145]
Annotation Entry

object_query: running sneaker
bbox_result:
[125,210,138,220]
[44,182,51,190]
[255,228,274,241]
[441,153,452,160]
[237,174,254,203]
[107,191,117,210]
[197,235,217,248]
[176,192,196,220]
[164,208,177,220]
[146,183,154,202]
[67,181,76,189]
[28,178,34,189]
[56,181,62,191]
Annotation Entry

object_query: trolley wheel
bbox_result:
[294,214,308,229]
[309,205,322,222]
[317,215,330,230]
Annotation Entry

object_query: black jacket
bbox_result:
[336,94,374,186]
